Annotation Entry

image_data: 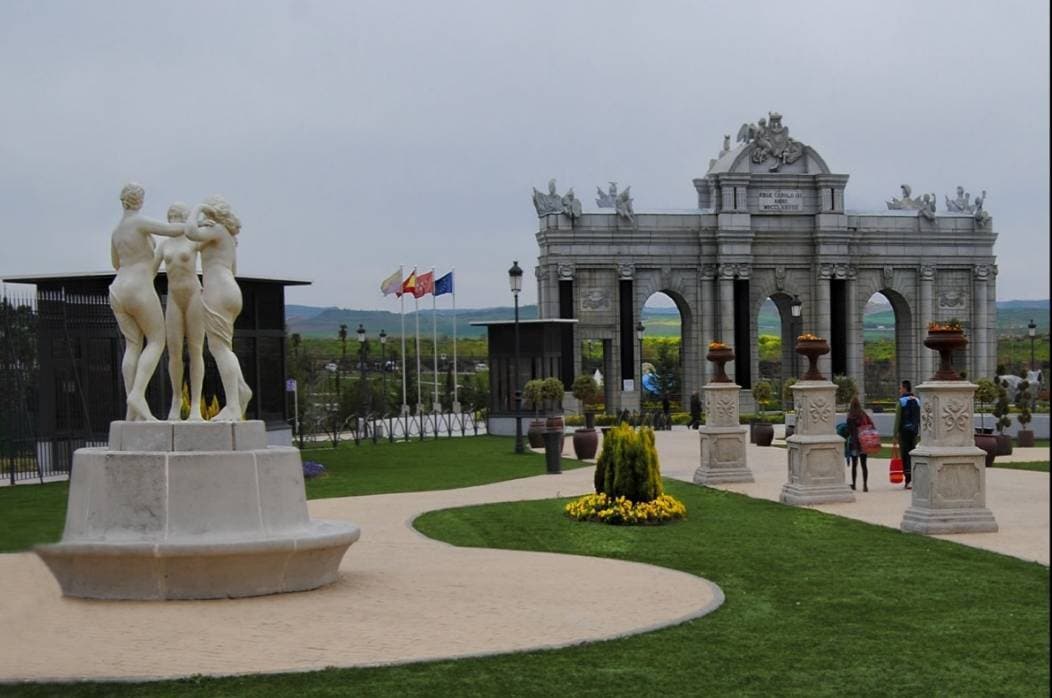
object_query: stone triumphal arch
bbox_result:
[533,113,997,411]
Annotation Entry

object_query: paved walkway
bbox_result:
[653,430,1049,566]
[0,467,721,683]
[0,431,1045,683]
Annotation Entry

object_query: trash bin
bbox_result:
[543,430,562,474]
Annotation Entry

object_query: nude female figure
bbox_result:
[154,202,205,420]
[184,196,252,421]
[109,183,187,421]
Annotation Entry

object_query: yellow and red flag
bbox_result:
[401,270,416,297]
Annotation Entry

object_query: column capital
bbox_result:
[557,263,575,281]
[617,263,634,280]
[920,265,936,281]
[719,263,749,280]
[973,264,992,280]
[701,263,718,280]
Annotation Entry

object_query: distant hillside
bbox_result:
[287,305,540,338]
[287,300,1048,338]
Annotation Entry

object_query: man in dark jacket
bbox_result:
[688,391,702,429]
[893,380,921,489]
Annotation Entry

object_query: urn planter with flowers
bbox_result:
[924,320,968,381]
[795,334,830,381]
[706,341,735,384]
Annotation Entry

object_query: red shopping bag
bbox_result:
[889,444,904,484]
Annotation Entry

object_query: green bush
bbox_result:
[1017,381,1032,428]
[782,378,797,408]
[994,379,1012,434]
[833,375,858,406]
[594,424,663,503]
[571,374,600,406]
[540,377,565,402]
[523,379,545,412]
[752,379,773,416]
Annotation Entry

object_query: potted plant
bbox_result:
[571,374,600,460]
[540,377,567,453]
[752,379,775,446]
[992,379,1013,456]
[833,375,858,410]
[782,377,797,437]
[971,377,998,465]
[1016,380,1035,447]
[523,378,546,448]
[973,378,997,434]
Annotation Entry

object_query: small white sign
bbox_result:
[622,379,635,392]
[757,189,804,212]
[285,379,297,392]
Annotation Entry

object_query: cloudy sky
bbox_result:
[1,0,1047,311]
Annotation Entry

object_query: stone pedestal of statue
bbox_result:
[36,421,360,600]
[781,380,855,505]
[694,383,752,484]
[900,381,998,534]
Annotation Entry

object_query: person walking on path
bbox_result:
[688,391,702,430]
[661,394,671,429]
[846,396,874,492]
[892,380,921,489]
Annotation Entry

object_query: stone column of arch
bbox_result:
[918,266,935,381]
[973,266,990,381]
[845,272,863,397]
[719,273,735,382]
[815,268,833,377]
[699,265,718,384]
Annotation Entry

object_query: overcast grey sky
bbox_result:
[1,0,1048,311]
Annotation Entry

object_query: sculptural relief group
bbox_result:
[109,183,251,422]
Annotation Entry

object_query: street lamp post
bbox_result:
[1028,319,1037,371]
[325,362,338,446]
[790,295,803,378]
[379,329,388,416]
[356,324,367,437]
[1028,319,1037,412]
[509,260,524,454]
[636,321,646,407]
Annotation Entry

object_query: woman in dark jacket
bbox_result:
[846,396,874,492]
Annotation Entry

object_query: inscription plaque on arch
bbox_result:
[757,189,803,212]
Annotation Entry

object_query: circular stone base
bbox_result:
[36,521,360,600]
[34,421,360,600]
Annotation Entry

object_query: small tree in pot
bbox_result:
[973,378,997,434]
[523,379,547,448]
[752,379,775,446]
[571,374,601,459]
[1016,380,1034,447]
[993,379,1013,456]
[782,377,798,436]
[833,375,858,410]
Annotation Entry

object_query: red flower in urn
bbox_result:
[795,334,829,381]
[707,341,734,383]
[925,321,967,380]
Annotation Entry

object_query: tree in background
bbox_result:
[652,340,680,404]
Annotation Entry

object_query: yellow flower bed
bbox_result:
[565,492,687,526]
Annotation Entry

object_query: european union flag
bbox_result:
[434,271,454,296]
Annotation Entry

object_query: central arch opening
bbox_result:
[641,291,685,415]
[863,289,913,406]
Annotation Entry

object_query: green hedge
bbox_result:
[565,411,785,427]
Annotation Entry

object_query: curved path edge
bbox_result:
[0,466,723,683]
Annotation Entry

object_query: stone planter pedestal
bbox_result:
[694,383,751,484]
[780,380,855,505]
[900,381,998,534]
[36,420,360,600]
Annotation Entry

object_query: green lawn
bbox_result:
[990,461,1050,472]
[11,479,1047,697]
[0,436,582,553]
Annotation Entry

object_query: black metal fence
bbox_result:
[297,410,488,447]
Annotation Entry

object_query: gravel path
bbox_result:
[0,465,722,683]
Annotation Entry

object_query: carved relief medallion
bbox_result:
[941,398,970,433]
[579,290,611,312]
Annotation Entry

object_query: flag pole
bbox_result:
[414,272,422,414]
[451,268,459,414]
[399,265,408,416]
[431,267,440,413]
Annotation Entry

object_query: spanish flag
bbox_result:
[401,270,416,297]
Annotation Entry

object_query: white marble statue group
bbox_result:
[109,183,250,422]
